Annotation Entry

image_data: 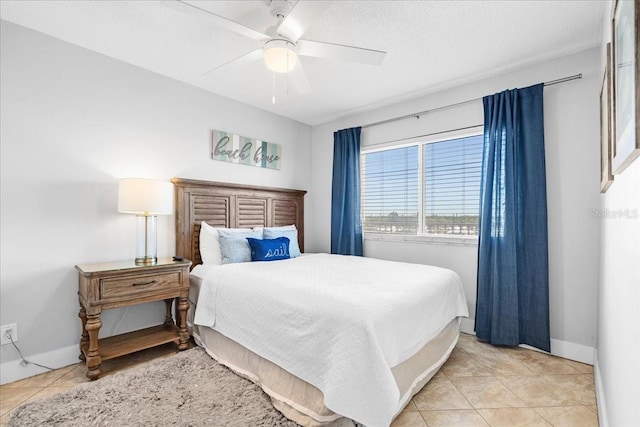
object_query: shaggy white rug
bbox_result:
[9,347,300,426]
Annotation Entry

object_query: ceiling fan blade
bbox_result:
[288,59,312,94]
[202,48,263,76]
[276,1,332,42]
[297,39,386,66]
[163,0,269,42]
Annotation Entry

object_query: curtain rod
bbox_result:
[361,73,582,130]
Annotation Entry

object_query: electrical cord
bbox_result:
[7,332,54,371]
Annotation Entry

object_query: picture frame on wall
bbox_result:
[611,0,640,174]
[601,43,614,193]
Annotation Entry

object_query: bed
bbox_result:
[172,178,469,427]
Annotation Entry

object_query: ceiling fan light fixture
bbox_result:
[264,39,297,73]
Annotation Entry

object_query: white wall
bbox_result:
[595,157,640,427]
[594,2,640,425]
[309,48,602,361]
[0,21,311,384]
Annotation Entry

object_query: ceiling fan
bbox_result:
[164,0,387,94]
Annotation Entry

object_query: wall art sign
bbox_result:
[211,130,281,170]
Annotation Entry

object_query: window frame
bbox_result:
[361,128,483,246]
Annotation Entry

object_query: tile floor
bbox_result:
[0,333,598,426]
[392,333,598,427]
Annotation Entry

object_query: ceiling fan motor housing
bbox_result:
[269,0,294,20]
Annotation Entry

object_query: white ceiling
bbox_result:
[0,0,606,126]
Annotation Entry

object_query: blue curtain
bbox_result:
[475,84,550,352]
[331,127,363,256]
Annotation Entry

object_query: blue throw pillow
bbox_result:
[218,229,262,264]
[247,237,291,262]
[263,226,301,258]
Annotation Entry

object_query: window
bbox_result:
[361,133,483,239]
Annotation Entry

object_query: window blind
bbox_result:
[423,135,483,235]
[361,146,419,234]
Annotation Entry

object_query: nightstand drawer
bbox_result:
[100,271,181,300]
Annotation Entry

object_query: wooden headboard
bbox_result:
[172,178,307,267]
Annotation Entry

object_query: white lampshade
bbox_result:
[118,178,173,265]
[118,178,173,216]
[264,39,297,73]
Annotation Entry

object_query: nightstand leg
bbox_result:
[177,296,189,350]
[163,298,175,327]
[85,314,102,380]
[78,306,88,361]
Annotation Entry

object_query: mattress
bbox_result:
[189,257,466,425]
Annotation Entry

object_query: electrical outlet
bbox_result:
[1,323,18,345]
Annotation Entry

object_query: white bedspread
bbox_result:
[193,253,468,427]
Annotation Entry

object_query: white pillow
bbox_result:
[218,228,263,264]
[263,225,301,258]
[199,222,257,265]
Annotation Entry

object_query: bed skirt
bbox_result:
[191,318,460,426]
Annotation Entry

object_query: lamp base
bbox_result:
[135,256,158,266]
[135,215,158,266]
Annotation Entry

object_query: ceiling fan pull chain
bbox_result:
[286,50,290,96]
[272,71,276,105]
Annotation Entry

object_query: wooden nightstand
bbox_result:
[75,258,192,380]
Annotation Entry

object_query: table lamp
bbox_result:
[118,178,173,265]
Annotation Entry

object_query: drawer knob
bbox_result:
[132,280,157,287]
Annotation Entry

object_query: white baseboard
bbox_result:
[593,351,608,427]
[0,343,80,385]
[460,317,475,335]
[458,321,594,365]
[518,340,594,365]
[549,338,594,365]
